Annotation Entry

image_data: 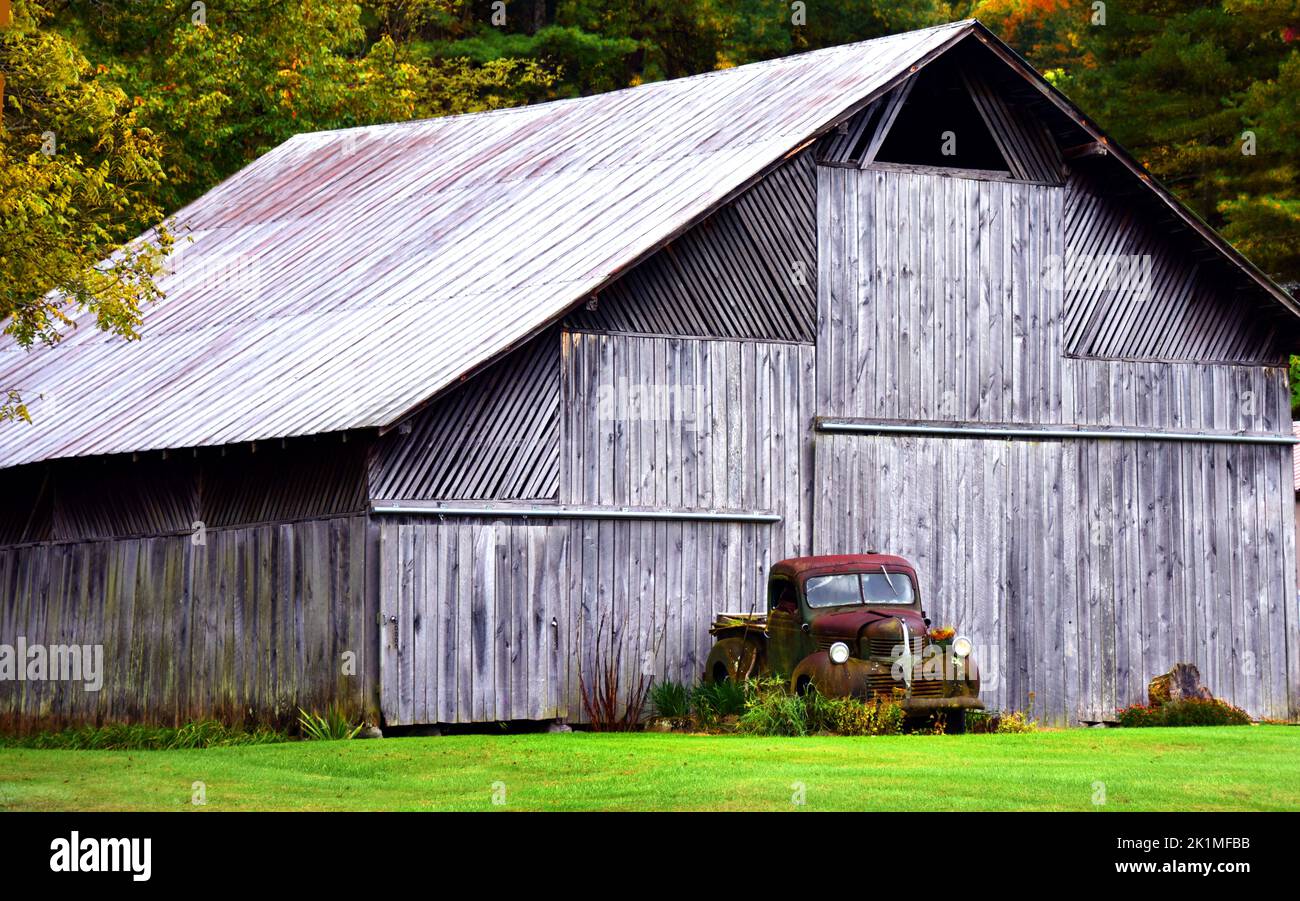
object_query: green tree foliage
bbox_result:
[61,0,555,214]
[0,0,173,420]
[1050,0,1300,284]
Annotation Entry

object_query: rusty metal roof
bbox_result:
[2,18,1293,468]
[0,21,973,467]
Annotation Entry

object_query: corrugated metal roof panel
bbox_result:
[0,21,972,467]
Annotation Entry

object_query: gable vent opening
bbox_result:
[816,54,1063,184]
[873,69,1011,173]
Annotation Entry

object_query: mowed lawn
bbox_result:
[1,726,1297,812]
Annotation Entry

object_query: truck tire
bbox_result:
[704,637,763,685]
[945,709,967,735]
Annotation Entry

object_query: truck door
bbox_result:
[765,575,809,677]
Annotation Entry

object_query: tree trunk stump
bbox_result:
[1148,663,1214,706]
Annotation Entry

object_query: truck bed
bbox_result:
[708,611,767,637]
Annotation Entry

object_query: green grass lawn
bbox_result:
[1,726,1297,812]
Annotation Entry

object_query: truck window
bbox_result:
[805,574,863,607]
[862,572,914,603]
[805,572,915,607]
[769,579,799,613]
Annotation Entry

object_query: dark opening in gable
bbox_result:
[874,69,1010,173]
[816,49,1064,183]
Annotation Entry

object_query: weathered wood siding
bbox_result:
[379,518,566,725]
[561,330,815,546]
[376,330,815,724]
[370,330,560,501]
[816,166,1291,429]
[378,516,779,725]
[813,434,1298,722]
[0,515,378,731]
[1064,169,1283,363]
[564,153,817,341]
[816,164,1298,722]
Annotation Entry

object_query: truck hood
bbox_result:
[810,607,926,642]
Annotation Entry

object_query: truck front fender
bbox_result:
[789,651,892,698]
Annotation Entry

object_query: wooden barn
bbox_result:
[2,20,1298,730]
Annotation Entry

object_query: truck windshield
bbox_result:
[805,572,915,608]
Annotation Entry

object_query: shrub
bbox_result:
[691,679,747,725]
[577,614,655,731]
[1118,698,1250,727]
[736,679,811,736]
[816,694,904,736]
[298,706,364,741]
[994,710,1039,734]
[966,706,1040,734]
[649,680,691,719]
[0,721,288,750]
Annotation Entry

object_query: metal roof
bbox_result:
[1,19,1293,468]
[0,20,972,468]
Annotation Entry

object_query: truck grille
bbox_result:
[862,668,945,698]
[864,636,928,659]
[817,636,930,659]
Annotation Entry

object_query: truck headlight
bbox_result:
[828,642,851,664]
[952,636,972,658]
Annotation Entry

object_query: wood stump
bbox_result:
[1148,663,1214,706]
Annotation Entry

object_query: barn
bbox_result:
[2,19,1297,730]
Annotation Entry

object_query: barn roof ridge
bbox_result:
[287,20,978,141]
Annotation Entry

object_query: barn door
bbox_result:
[379,519,568,726]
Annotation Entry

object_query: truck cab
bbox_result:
[704,554,982,727]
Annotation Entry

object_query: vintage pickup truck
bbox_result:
[703,554,983,729]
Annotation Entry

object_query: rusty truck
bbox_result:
[703,554,983,730]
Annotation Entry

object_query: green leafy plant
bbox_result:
[0,721,288,750]
[735,678,811,736]
[691,679,746,726]
[297,706,364,741]
[804,690,905,736]
[994,710,1039,734]
[831,696,905,736]
[1117,698,1250,728]
[649,679,691,719]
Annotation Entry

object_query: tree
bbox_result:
[1055,0,1300,283]
[0,0,172,421]
[62,0,556,214]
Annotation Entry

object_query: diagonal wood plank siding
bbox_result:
[1063,169,1283,363]
[0,516,378,731]
[564,153,817,341]
[370,330,560,501]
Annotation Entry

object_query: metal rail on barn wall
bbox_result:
[816,418,1300,446]
[369,501,782,523]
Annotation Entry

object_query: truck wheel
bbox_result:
[704,637,762,685]
[945,710,967,735]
